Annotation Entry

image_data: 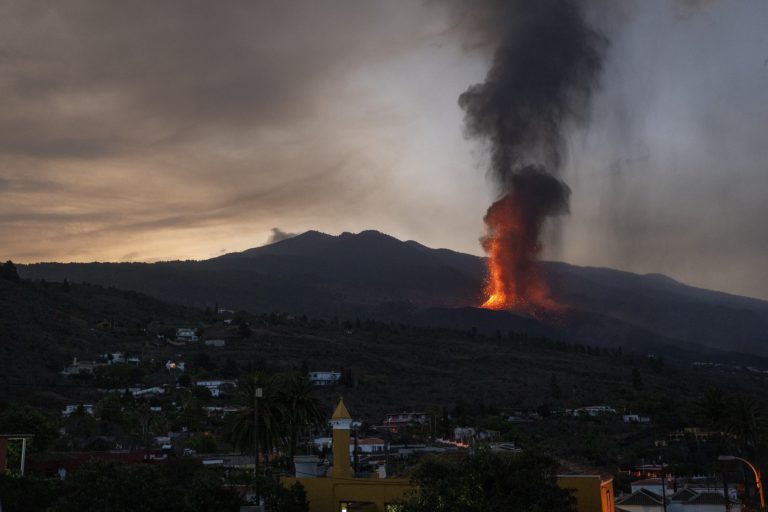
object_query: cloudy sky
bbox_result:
[1,1,767,299]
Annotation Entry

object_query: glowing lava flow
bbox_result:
[479,174,564,312]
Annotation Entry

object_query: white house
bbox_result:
[62,404,94,417]
[165,360,186,372]
[631,478,668,496]
[312,436,333,451]
[195,379,237,397]
[61,357,103,376]
[568,405,617,417]
[454,427,475,443]
[615,488,665,512]
[131,387,165,397]
[176,328,199,342]
[668,490,741,512]
[617,486,742,512]
[308,371,341,386]
[383,412,428,427]
[104,352,126,364]
[623,414,651,423]
[349,437,386,454]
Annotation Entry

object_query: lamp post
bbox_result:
[718,455,765,511]
[253,385,263,478]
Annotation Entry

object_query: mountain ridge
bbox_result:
[17,229,768,357]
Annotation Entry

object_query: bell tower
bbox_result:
[330,398,353,478]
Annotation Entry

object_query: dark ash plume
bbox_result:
[459,0,607,308]
[459,0,606,182]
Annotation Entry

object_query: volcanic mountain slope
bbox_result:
[0,277,202,396]
[19,230,768,357]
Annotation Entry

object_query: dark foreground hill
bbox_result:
[19,230,768,357]
[0,277,202,396]
[2,275,767,421]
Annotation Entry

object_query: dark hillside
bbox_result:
[0,278,202,398]
[19,230,768,357]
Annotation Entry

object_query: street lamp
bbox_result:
[719,455,765,511]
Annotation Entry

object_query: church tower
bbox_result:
[330,397,353,478]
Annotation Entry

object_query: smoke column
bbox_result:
[458,0,607,310]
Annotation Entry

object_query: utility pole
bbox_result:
[660,461,668,512]
[253,384,263,478]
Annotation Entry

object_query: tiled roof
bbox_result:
[616,489,664,506]
[687,492,739,505]
[670,488,698,501]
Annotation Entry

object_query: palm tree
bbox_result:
[276,372,326,471]
[697,387,730,431]
[228,373,286,468]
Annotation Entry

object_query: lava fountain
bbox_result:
[479,167,570,310]
[456,0,607,313]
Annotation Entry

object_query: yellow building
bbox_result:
[558,474,616,512]
[283,399,615,512]
[282,398,411,512]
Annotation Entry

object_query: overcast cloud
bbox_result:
[1,0,766,299]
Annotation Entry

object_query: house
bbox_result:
[616,486,742,512]
[631,478,668,496]
[62,404,94,417]
[204,339,226,347]
[165,360,186,372]
[568,405,617,417]
[202,406,242,419]
[131,387,165,398]
[454,427,475,443]
[615,488,665,512]
[195,380,237,397]
[558,474,615,512]
[104,352,126,364]
[623,414,651,424]
[383,412,428,429]
[308,371,341,386]
[349,437,386,454]
[669,490,741,512]
[61,357,103,376]
[176,328,199,342]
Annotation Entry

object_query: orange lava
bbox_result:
[479,191,557,312]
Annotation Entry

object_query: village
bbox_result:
[1,308,764,512]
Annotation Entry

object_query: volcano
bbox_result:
[19,229,768,358]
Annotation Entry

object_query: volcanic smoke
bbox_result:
[459,0,606,311]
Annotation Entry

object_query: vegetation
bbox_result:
[227,372,325,470]
[399,450,574,512]
[0,460,241,512]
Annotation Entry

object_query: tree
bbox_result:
[1,260,20,281]
[399,450,575,512]
[222,357,241,379]
[227,373,324,472]
[188,432,218,454]
[258,475,309,512]
[50,460,241,512]
[0,474,60,512]
[278,373,325,471]
[632,368,643,390]
[0,404,57,452]
[192,352,216,373]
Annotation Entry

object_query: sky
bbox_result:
[1,0,767,299]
